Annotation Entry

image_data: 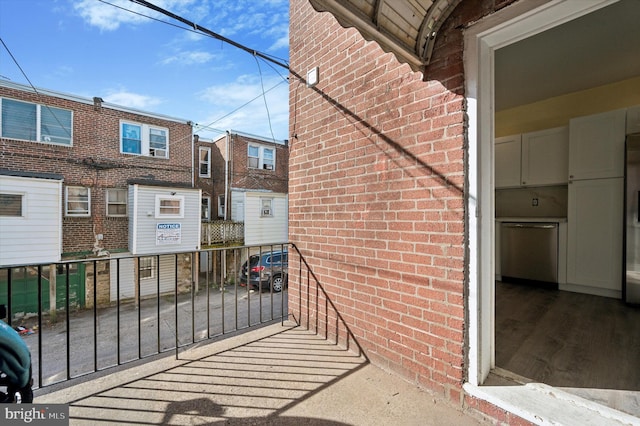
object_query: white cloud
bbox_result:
[73,0,198,32]
[160,50,217,65]
[195,74,289,140]
[103,90,163,110]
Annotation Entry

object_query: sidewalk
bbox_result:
[36,321,489,425]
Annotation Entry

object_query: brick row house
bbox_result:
[195,131,289,247]
[288,0,640,424]
[0,80,200,309]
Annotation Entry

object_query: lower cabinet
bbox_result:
[565,177,623,298]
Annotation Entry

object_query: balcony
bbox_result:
[0,244,483,425]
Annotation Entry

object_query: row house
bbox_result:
[195,130,289,247]
[0,80,200,308]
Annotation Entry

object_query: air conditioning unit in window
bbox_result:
[262,209,271,216]
[263,164,273,170]
[150,149,167,158]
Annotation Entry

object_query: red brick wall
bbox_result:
[288,0,520,417]
[229,133,289,193]
[0,84,193,255]
[196,132,289,220]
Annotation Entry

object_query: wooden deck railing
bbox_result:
[201,221,244,246]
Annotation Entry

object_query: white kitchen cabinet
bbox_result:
[495,134,521,188]
[495,127,568,188]
[565,177,623,298]
[521,126,569,186]
[568,109,626,180]
[627,105,640,134]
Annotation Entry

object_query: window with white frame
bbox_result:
[121,121,168,158]
[260,198,273,217]
[199,147,211,177]
[218,195,225,217]
[155,194,184,218]
[0,193,24,217]
[1,98,72,145]
[106,189,127,217]
[248,144,275,170]
[65,186,90,217]
[201,196,210,220]
[139,256,155,279]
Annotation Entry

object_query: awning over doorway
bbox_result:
[308,0,462,72]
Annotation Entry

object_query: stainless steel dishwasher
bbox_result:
[500,222,559,284]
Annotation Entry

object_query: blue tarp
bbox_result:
[0,320,31,388]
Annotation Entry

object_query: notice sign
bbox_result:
[156,223,181,245]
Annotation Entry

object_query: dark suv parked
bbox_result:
[240,250,288,292]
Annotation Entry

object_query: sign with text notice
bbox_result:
[156,223,181,245]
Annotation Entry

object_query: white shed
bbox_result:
[243,191,288,246]
[0,173,63,266]
[128,183,201,255]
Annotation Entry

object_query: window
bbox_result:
[1,98,72,145]
[248,144,275,170]
[0,193,23,217]
[263,148,274,170]
[201,196,210,220]
[248,145,259,168]
[261,198,273,217]
[120,121,168,158]
[139,256,155,279]
[199,147,211,177]
[65,186,90,217]
[106,189,127,217]
[155,194,184,218]
[218,195,225,217]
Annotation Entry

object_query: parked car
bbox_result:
[240,250,288,292]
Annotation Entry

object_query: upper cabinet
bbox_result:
[495,126,568,188]
[521,126,569,187]
[495,134,521,188]
[568,109,626,180]
[627,105,640,135]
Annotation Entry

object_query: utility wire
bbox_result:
[254,56,276,142]
[128,0,289,70]
[0,37,72,139]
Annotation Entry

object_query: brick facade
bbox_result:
[0,82,193,256]
[194,131,288,220]
[288,0,524,422]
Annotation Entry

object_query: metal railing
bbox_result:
[0,243,289,390]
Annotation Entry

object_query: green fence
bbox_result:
[0,264,85,315]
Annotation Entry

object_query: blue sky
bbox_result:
[0,0,290,141]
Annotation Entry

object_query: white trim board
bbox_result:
[463,0,633,424]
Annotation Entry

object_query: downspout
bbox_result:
[190,123,195,187]
[225,131,230,221]
[223,131,230,288]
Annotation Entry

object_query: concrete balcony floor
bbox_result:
[36,321,487,425]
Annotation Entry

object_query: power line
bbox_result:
[127,0,289,70]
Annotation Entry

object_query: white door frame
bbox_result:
[464,0,619,387]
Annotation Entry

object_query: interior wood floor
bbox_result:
[494,281,640,416]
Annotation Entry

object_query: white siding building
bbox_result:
[0,172,63,266]
[243,191,288,246]
[128,184,201,255]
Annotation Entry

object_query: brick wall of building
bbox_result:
[198,132,289,220]
[288,0,521,418]
[228,133,289,193]
[0,84,193,255]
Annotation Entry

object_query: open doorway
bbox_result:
[491,0,640,416]
[464,0,640,422]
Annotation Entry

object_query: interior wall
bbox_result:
[495,185,567,217]
[496,75,640,136]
